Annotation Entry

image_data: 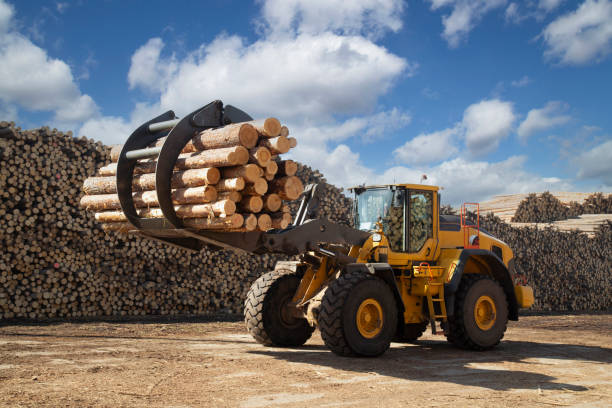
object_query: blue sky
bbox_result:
[1,0,611,204]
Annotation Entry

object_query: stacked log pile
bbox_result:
[0,122,345,320]
[481,214,611,311]
[0,121,610,320]
[80,118,302,233]
[511,191,611,223]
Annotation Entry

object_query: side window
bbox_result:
[382,189,405,252]
[409,191,433,252]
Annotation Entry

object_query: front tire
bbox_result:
[319,271,397,357]
[245,269,314,347]
[446,275,508,350]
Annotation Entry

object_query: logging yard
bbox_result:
[0,115,611,406]
[0,315,611,407]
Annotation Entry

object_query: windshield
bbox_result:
[354,188,393,232]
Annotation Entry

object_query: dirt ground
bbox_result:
[0,314,610,408]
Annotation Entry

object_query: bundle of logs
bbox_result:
[512,191,612,223]
[79,118,302,233]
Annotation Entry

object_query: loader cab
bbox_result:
[351,184,439,261]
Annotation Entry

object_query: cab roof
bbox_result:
[348,184,439,192]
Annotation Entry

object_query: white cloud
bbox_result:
[539,0,565,12]
[128,38,177,93]
[393,127,460,165]
[574,139,612,186]
[283,109,411,186]
[261,0,404,39]
[56,2,69,14]
[517,101,571,142]
[428,0,507,47]
[0,0,13,31]
[375,156,572,205]
[462,99,515,155]
[0,0,99,123]
[510,75,531,87]
[136,32,410,122]
[542,0,612,65]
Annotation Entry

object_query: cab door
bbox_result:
[387,189,439,265]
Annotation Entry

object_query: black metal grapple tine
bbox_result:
[116,110,176,229]
[155,101,225,228]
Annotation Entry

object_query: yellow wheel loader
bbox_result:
[112,102,534,357]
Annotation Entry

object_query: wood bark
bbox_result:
[243,178,268,196]
[240,195,263,213]
[271,212,292,229]
[269,176,303,200]
[280,125,289,138]
[221,164,263,183]
[79,185,217,211]
[217,191,242,202]
[277,160,297,177]
[257,214,272,231]
[101,213,243,231]
[83,167,220,194]
[262,194,282,212]
[264,160,278,177]
[94,200,236,222]
[247,118,281,138]
[258,136,290,154]
[215,177,245,192]
[248,147,271,166]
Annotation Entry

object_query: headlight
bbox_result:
[372,233,382,242]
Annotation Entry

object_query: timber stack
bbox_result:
[79,118,301,233]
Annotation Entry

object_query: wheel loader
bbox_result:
[109,101,534,357]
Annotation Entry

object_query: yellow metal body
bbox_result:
[292,183,534,327]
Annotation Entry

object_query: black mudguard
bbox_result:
[444,249,519,320]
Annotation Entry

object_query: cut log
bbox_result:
[243,178,268,196]
[271,212,292,229]
[257,214,272,231]
[222,164,263,183]
[264,160,278,176]
[102,213,243,231]
[217,191,242,202]
[259,136,290,154]
[94,200,236,222]
[248,118,281,138]
[280,125,289,138]
[277,160,297,177]
[83,167,220,194]
[215,177,245,192]
[190,123,258,150]
[109,123,258,161]
[240,195,263,213]
[79,185,217,211]
[244,214,258,231]
[262,194,282,212]
[248,147,271,166]
[288,137,297,148]
[269,176,303,200]
[102,147,248,175]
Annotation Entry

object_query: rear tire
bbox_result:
[446,274,508,350]
[319,271,397,357]
[245,269,314,347]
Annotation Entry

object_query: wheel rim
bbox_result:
[474,295,496,331]
[356,298,383,339]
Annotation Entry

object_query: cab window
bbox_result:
[409,191,433,252]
